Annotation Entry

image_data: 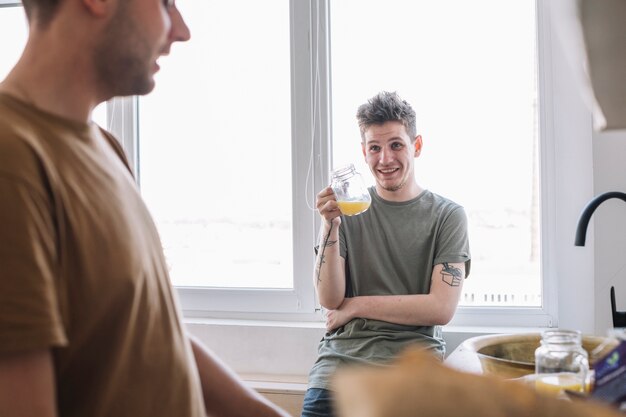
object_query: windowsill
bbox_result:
[185,315,547,333]
[184,315,548,329]
[242,374,308,393]
[185,316,327,329]
[443,324,548,334]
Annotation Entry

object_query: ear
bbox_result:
[414,135,423,157]
[81,0,112,17]
[361,142,366,158]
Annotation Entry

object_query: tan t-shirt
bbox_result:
[0,93,206,417]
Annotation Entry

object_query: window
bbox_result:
[139,0,293,290]
[135,0,323,316]
[2,1,579,328]
[130,0,551,323]
[330,0,541,309]
[0,5,27,78]
[103,0,553,323]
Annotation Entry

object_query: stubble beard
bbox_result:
[93,6,156,98]
[380,179,407,192]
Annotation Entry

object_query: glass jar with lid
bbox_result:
[534,329,590,396]
[330,164,371,216]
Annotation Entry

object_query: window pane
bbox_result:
[0,8,27,79]
[92,103,107,128]
[138,0,292,288]
[331,0,540,307]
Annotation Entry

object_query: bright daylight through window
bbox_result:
[0,0,542,314]
[138,0,294,290]
[331,0,540,308]
[0,7,26,78]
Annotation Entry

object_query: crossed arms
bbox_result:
[314,188,465,332]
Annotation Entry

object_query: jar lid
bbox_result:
[541,329,582,344]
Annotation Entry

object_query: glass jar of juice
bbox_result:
[534,329,590,396]
[330,164,371,216]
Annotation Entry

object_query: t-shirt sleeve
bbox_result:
[0,175,67,354]
[433,206,471,277]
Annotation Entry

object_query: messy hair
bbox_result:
[21,0,62,28]
[356,91,417,142]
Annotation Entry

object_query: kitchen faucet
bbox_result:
[575,191,626,246]
[575,191,626,328]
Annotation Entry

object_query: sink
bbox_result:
[461,333,618,379]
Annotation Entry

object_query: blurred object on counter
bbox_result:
[591,329,626,410]
[332,348,623,417]
[464,332,616,379]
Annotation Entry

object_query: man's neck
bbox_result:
[375,182,424,203]
[0,24,103,124]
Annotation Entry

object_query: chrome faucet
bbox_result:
[575,191,626,328]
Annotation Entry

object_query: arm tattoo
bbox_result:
[321,239,337,248]
[441,262,462,287]
[315,223,334,284]
[315,255,326,284]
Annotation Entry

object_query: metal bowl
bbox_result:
[461,333,618,379]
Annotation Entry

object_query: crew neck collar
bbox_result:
[0,91,95,135]
[369,186,429,206]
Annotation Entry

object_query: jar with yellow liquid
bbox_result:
[330,164,371,216]
[534,329,590,397]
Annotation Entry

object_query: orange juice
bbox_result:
[337,200,371,216]
[534,373,587,396]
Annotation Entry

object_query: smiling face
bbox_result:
[362,121,423,202]
[93,0,190,97]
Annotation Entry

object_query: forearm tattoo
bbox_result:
[315,224,335,284]
[441,262,462,287]
[321,239,337,248]
[315,255,326,284]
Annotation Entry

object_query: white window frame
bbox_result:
[5,0,588,329]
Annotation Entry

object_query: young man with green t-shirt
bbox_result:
[302,91,471,417]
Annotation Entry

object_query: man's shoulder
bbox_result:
[0,110,40,168]
[0,98,58,192]
[0,93,47,147]
[418,190,464,212]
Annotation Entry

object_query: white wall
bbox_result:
[592,130,626,333]
[546,0,626,335]
[547,0,626,336]
[187,319,322,376]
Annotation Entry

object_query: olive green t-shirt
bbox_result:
[0,93,205,417]
[308,188,471,390]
